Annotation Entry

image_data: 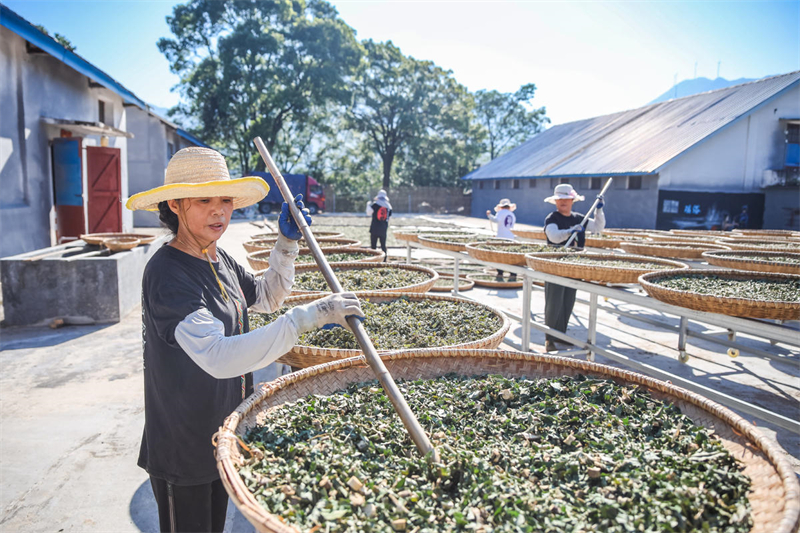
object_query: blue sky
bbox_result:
[5,0,799,125]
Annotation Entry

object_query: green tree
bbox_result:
[158,0,362,174]
[348,40,477,191]
[475,84,549,160]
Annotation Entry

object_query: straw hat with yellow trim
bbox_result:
[126,147,269,212]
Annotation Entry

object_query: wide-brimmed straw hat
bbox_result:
[126,147,269,212]
[544,183,585,204]
[494,198,517,211]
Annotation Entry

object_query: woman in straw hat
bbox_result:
[366,189,392,261]
[542,183,606,353]
[486,198,517,280]
[126,147,364,533]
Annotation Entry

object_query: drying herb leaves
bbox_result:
[250,297,503,350]
[551,256,675,270]
[655,275,800,302]
[472,242,554,253]
[297,252,378,263]
[431,277,470,289]
[240,374,752,533]
[721,254,800,265]
[420,234,495,244]
[294,268,431,292]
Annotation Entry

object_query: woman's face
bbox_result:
[169,197,233,244]
[555,198,574,216]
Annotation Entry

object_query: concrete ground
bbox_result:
[1,214,798,532]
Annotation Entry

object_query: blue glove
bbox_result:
[569,224,585,234]
[596,194,605,210]
[279,194,312,240]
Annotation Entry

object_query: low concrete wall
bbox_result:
[1,236,166,326]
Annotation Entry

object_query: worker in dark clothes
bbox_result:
[734,205,749,229]
[367,189,392,261]
[542,183,606,353]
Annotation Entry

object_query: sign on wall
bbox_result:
[655,190,765,230]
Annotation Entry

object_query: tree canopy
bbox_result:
[475,84,549,160]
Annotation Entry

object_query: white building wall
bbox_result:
[0,27,132,256]
[659,85,800,192]
[127,107,169,227]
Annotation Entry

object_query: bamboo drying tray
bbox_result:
[102,236,140,252]
[80,232,157,245]
[417,233,489,252]
[732,229,800,239]
[248,248,383,271]
[465,273,524,288]
[428,274,475,292]
[251,231,344,240]
[465,240,554,265]
[639,269,800,320]
[716,238,800,252]
[620,241,731,259]
[526,252,689,284]
[290,262,438,295]
[702,250,800,275]
[670,229,734,238]
[262,292,510,368]
[393,229,473,243]
[511,228,546,240]
[243,237,360,254]
[215,348,800,533]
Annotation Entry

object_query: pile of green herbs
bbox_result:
[734,242,800,251]
[297,252,377,263]
[468,274,519,282]
[552,256,675,270]
[473,242,554,253]
[294,268,431,292]
[656,275,800,302]
[240,374,752,533]
[431,277,469,289]
[419,235,491,244]
[726,254,800,265]
[250,297,503,350]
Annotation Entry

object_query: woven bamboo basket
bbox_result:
[466,273,525,288]
[702,250,800,275]
[639,269,800,320]
[620,241,731,259]
[647,235,723,246]
[215,348,800,533]
[526,252,689,284]
[243,237,361,254]
[511,228,546,241]
[732,229,800,239]
[417,233,492,252]
[717,238,800,253]
[427,274,475,292]
[393,229,473,243]
[102,236,140,252]
[248,248,384,271]
[251,231,344,241]
[670,229,733,238]
[290,262,438,295]
[465,240,554,265]
[262,291,510,368]
[81,232,157,245]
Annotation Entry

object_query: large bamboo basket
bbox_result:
[584,233,651,249]
[264,291,510,368]
[702,250,800,275]
[417,233,492,252]
[717,238,800,252]
[670,229,733,238]
[732,229,800,239]
[639,269,800,320]
[251,231,344,240]
[290,262,438,295]
[80,232,157,245]
[526,252,689,284]
[243,237,361,254]
[465,240,553,265]
[511,228,546,240]
[215,349,800,533]
[620,241,731,259]
[647,235,723,246]
[427,274,475,292]
[248,248,383,271]
[466,273,524,288]
[393,228,474,243]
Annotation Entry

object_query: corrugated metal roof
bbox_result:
[463,71,800,180]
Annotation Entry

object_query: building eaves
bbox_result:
[0,3,147,109]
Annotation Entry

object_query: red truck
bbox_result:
[251,172,326,214]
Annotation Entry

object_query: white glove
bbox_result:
[569,224,585,234]
[286,292,365,334]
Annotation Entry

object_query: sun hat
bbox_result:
[494,198,517,211]
[544,183,585,204]
[126,147,269,212]
[375,189,389,201]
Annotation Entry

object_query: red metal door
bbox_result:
[51,138,85,242]
[86,146,122,233]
